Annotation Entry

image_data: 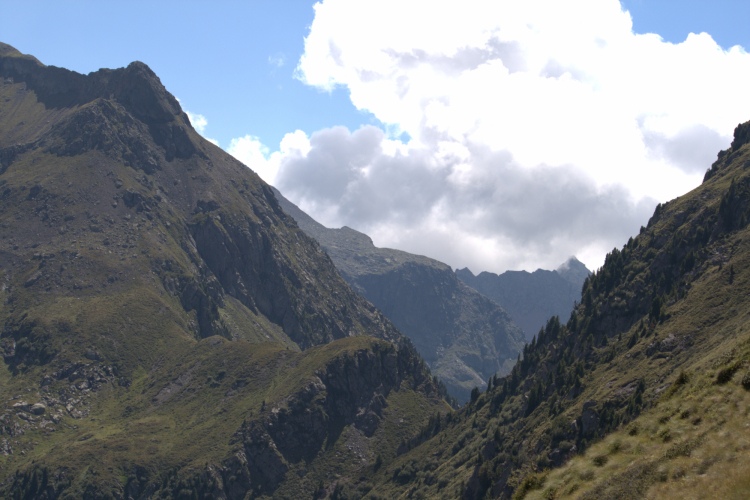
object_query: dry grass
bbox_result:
[525,358,750,500]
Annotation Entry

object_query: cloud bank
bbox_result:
[231,0,750,273]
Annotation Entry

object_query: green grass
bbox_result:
[0,329,446,496]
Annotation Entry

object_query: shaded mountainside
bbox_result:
[0,43,449,498]
[359,120,750,499]
[457,257,590,342]
[274,189,525,403]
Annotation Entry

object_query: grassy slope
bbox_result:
[524,206,750,499]
[362,124,750,499]
[1,334,447,497]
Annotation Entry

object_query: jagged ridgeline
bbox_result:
[0,43,449,497]
[456,257,590,343]
[361,121,750,499]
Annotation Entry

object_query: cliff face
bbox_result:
[0,43,447,498]
[274,189,525,402]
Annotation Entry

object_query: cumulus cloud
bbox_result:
[227,135,275,181]
[271,126,655,272]
[232,0,750,273]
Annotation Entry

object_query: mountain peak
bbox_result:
[0,42,23,58]
[0,43,183,125]
[101,60,184,124]
[0,44,198,164]
[555,255,582,272]
[555,255,590,289]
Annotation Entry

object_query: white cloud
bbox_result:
[184,109,219,146]
[272,126,655,272]
[268,53,286,69]
[227,135,276,182]
[244,0,750,273]
[226,130,312,185]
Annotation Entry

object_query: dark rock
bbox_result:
[30,403,46,415]
[580,400,599,437]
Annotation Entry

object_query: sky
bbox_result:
[2,1,750,274]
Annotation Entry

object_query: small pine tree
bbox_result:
[470,386,480,403]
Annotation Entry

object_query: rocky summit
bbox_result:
[0,43,448,498]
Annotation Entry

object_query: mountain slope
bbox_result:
[0,43,448,497]
[457,257,590,342]
[363,120,750,499]
[274,189,525,402]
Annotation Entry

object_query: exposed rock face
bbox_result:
[0,42,399,355]
[223,340,431,497]
[456,257,590,341]
[274,189,525,402]
[555,256,591,290]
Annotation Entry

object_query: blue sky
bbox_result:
[0,0,369,147]
[2,1,750,273]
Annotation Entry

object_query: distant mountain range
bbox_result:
[274,189,525,402]
[275,187,591,398]
[457,256,590,341]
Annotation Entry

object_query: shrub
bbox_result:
[716,361,742,384]
[592,454,608,467]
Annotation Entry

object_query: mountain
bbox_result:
[358,120,750,498]
[274,189,525,403]
[457,256,590,341]
[555,255,591,287]
[0,43,449,497]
